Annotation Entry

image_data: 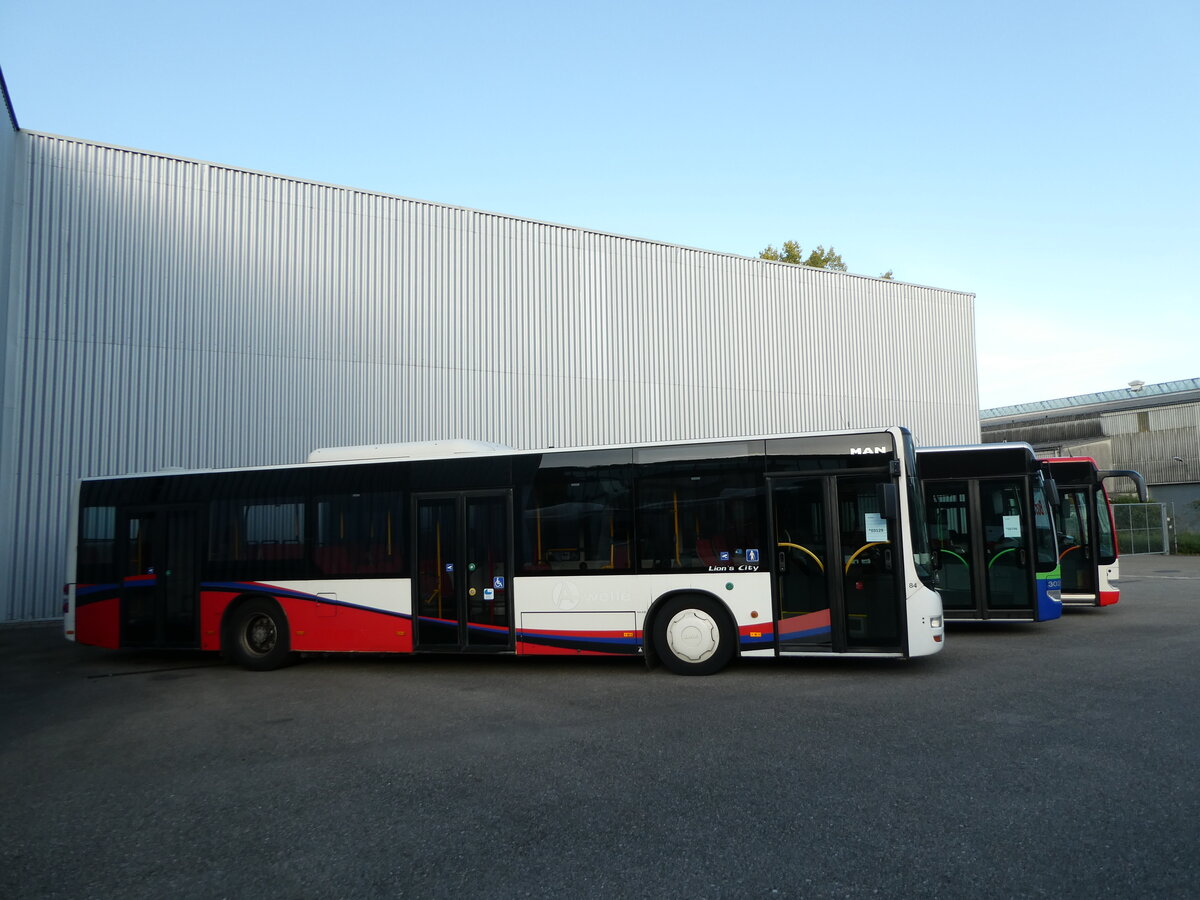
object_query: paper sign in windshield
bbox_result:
[865,513,888,542]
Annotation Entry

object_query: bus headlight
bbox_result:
[930,615,942,629]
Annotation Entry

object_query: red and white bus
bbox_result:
[65,427,944,675]
[1042,457,1147,607]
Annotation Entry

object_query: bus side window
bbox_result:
[78,506,116,582]
[209,498,306,577]
[520,466,633,574]
[314,492,406,576]
[636,463,763,572]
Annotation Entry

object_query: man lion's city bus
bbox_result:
[1042,457,1147,607]
[919,443,1061,622]
[65,427,944,675]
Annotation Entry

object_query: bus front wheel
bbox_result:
[653,595,735,676]
[227,598,295,671]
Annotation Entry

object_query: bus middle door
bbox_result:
[413,491,513,651]
[118,506,202,648]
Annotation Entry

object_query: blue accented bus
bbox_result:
[65,427,944,675]
[919,443,1062,622]
[1042,457,1147,607]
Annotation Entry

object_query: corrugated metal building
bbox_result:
[980,379,1200,532]
[0,75,980,622]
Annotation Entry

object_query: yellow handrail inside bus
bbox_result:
[845,541,890,574]
[1059,545,1081,561]
[776,542,824,572]
[673,491,681,566]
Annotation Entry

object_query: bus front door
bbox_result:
[413,492,513,651]
[927,479,1034,618]
[118,507,202,648]
[977,479,1034,615]
[771,477,833,649]
[1056,487,1096,600]
[770,474,903,653]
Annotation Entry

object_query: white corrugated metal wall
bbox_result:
[0,131,979,621]
[0,93,22,623]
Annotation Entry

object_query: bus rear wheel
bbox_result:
[653,595,735,675]
[227,598,294,671]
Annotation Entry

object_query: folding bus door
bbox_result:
[770,474,903,653]
[926,481,977,615]
[977,479,1034,615]
[413,491,513,651]
[118,506,202,648]
[770,477,833,649]
[1055,487,1097,599]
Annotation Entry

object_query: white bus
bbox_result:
[66,427,944,675]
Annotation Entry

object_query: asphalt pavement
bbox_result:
[2,555,1198,898]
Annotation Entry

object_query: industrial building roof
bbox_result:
[981,378,1200,422]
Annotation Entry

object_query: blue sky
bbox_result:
[3,0,1197,409]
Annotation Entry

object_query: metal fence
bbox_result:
[1113,503,1173,555]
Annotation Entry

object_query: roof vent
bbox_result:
[1127,380,1146,393]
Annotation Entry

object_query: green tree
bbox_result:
[757,241,847,272]
[758,240,806,264]
[758,240,894,279]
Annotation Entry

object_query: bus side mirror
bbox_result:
[877,483,899,520]
[1043,476,1060,507]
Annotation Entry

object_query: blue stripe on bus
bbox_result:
[76,583,119,597]
[515,631,641,646]
[782,624,833,640]
[739,634,775,648]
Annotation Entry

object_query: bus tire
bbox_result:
[653,595,735,676]
[227,598,294,671]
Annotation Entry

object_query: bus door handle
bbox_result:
[777,550,786,573]
[1018,548,1027,568]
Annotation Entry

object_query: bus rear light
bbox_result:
[934,634,943,643]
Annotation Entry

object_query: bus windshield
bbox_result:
[904,433,936,588]
[1032,483,1059,573]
